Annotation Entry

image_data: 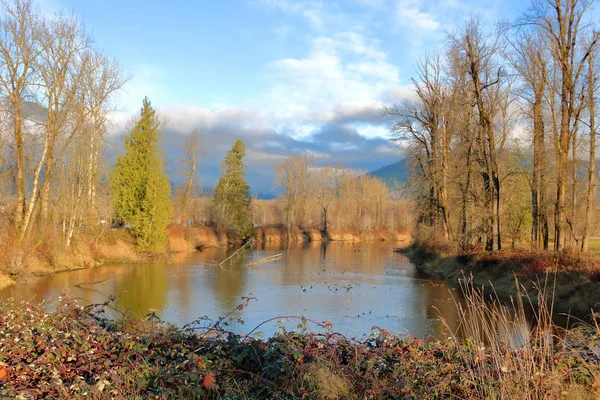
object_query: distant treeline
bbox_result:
[173,154,414,236]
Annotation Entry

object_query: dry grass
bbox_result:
[168,234,192,252]
[0,273,14,289]
[304,364,351,399]
[442,275,600,399]
[92,237,141,263]
[168,225,222,251]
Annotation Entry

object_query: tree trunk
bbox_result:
[14,100,25,230]
[569,128,578,248]
[460,142,473,251]
[556,72,571,251]
[440,122,450,240]
[532,94,545,248]
[582,54,596,251]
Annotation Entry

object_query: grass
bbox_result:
[443,276,591,399]
[1,282,600,399]
[587,238,600,257]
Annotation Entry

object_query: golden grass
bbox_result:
[168,235,192,252]
[304,364,351,400]
[93,239,141,263]
[0,273,14,289]
[441,274,600,399]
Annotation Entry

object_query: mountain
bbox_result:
[368,159,409,191]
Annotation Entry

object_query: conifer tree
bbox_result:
[110,97,172,251]
[214,140,253,240]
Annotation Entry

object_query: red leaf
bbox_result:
[0,367,7,380]
[203,372,215,389]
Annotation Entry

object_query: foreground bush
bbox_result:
[0,295,599,399]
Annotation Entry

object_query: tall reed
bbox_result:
[440,272,600,399]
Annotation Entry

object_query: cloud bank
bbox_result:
[108,0,501,196]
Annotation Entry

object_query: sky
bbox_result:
[41,0,537,195]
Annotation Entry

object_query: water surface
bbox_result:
[0,242,461,338]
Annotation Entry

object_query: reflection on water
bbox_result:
[0,242,462,338]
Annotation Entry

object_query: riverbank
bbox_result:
[402,239,600,317]
[0,228,143,291]
[1,295,598,399]
[0,225,412,290]
[170,224,412,250]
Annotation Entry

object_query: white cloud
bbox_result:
[355,125,391,139]
[395,0,440,32]
[267,31,404,137]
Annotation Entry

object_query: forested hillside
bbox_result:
[368,159,408,191]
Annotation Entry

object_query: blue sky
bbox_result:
[40,0,550,194]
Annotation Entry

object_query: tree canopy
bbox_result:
[110,97,172,251]
[213,140,253,240]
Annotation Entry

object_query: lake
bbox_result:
[0,241,462,339]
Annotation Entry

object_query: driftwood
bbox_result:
[219,239,255,266]
[246,253,282,267]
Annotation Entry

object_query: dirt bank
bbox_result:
[402,243,600,318]
[254,225,413,244]
[254,225,307,243]
[168,225,224,251]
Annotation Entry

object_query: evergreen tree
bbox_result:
[214,140,253,240]
[109,97,173,251]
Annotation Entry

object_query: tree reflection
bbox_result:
[113,262,169,316]
[209,248,249,310]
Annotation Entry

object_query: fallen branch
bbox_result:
[246,253,282,267]
[219,239,254,266]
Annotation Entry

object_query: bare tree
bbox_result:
[449,18,506,251]
[58,50,125,245]
[507,30,550,248]
[36,13,90,225]
[582,43,597,251]
[313,166,335,232]
[0,0,39,231]
[275,154,313,236]
[78,50,126,222]
[526,0,600,250]
[176,129,202,224]
[0,1,125,266]
[385,54,452,239]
